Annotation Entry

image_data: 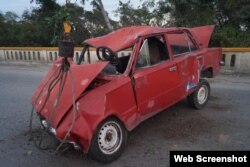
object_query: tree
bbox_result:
[29,0,61,45]
[0,12,20,46]
[115,0,153,26]
[150,0,215,26]
[96,0,113,30]
[83,9,111,37]
[0,12,8,46]
[1,0,250,47]
[58,3,91,45]
[149,0,250,46]
[82,0,113,30]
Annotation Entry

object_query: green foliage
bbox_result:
[211,26,250,47]
[149,0,250,47]
[0,0,250,47]
[115,0,153,26]
[0,0,116,46]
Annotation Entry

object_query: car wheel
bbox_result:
[187,79,210,109]
[88,117,127,163]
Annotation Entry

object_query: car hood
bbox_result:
[31,60,108,127]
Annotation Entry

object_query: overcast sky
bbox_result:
[0,0,141,21]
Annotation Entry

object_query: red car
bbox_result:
[31,25,222,162]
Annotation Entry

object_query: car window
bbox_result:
[136,35,169,68]
[186,35,198,51]
[137,39,151,68]
[167,32,191,57]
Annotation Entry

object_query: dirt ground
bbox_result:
[0,65,250,167]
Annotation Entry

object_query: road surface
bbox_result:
[0,65,250,167]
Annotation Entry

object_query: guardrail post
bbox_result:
[40,50,47,64]
[235,53,241,70]
[0,49,5,62]
[224,53,232,67]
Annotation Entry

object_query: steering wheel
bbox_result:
[97,47,121,71]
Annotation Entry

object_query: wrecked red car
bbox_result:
[31,25,222,162]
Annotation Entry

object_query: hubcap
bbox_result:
[197,85,208,104]
[98,121,122,155]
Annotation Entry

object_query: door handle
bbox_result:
[169,66,177,72]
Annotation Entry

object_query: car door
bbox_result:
[166,31,200,98]
[132,35,181,117]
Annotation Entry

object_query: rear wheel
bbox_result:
[88,117,127,163]
[187,79,210,109]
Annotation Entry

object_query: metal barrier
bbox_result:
[0,47,250,71]
[222,48,250,71]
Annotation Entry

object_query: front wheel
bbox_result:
[88,117,127,163]
[187,79,210,109]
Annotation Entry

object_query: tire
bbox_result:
[187,79,210,109]
[88,117,127,163]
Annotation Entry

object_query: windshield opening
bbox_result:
[78,45,133,75]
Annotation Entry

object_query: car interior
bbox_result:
[79,35,171,75]
[78,45,132,75]
[136,36,169,68]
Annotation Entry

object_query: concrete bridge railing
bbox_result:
[222,48,250,71]
[0,47,250,71]
[0,47,83,65]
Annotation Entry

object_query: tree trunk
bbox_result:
[96,0,113,31]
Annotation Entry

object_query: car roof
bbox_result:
[84,26,178,52]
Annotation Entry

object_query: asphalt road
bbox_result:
[0,65,250,167]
